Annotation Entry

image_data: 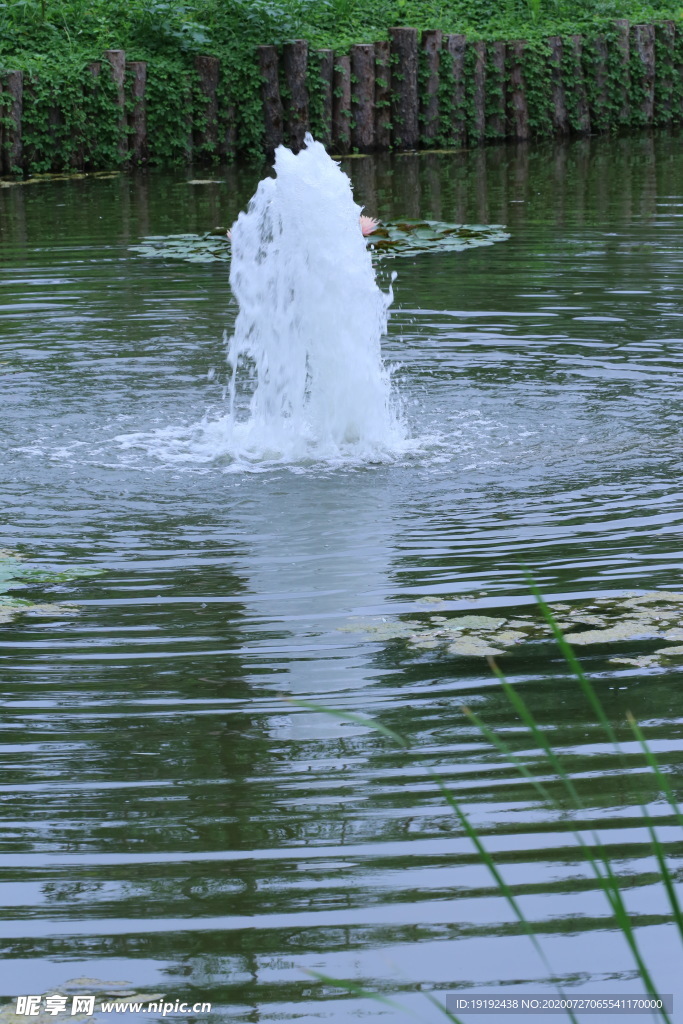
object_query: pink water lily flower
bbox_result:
[227,215,379,241]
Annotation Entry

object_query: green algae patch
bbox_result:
[340,590,683,667]
[0,550,103,625]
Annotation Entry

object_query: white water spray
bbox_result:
[224,134,405,465]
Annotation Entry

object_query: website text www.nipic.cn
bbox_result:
[15,996,212,1016]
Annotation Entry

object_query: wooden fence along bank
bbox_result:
[1,22,682,174]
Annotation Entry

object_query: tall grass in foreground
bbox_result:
[290,590,683,1023]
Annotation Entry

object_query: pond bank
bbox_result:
[1,20,683,173]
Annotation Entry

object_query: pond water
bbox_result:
[1,134,682,1022]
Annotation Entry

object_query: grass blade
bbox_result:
[425,768,581,1024]
[304,970,423,1018]
[526,577,619,749]
[284,697,410,748]
[626,712,683,829]
[644,813,683,944]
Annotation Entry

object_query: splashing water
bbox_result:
[223,134,406,466]
[115,135,410,472]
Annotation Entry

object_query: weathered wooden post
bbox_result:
[547,37,569,134]
[631,24,655,123]
[183,73,194,163]
[220,96,236,161]
[283,39,309,151]
[193,55,219,156]
[389,27,419,149]
[443,34,467,145]
[0,70,23,174]
[589,35,610,130]
[350,43,375,151]
[569,36,591,133]
[675,24,683,124]
[374,40,391,150]
[655,21,676,124]
[508,41,530,141]
[420,29,442,145]
[71,64,101,170]
[314,49,334,147]
[487,41,506,139]
[103,50,127,161]
[127,61,147,165]
[258,45,283,156]
[613,19,631,124]
[472,40,486,142]
[332,55,351,154]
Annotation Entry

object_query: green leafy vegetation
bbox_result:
[1,0,681,168]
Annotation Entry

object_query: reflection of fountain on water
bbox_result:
[224,133,406,467]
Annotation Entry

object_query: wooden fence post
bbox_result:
[374,41,391,150]
[443,34,467,145]
[420,29,441,145]
[127,61,147,165]
[675,24,683,124]
[547,37,569,134]
[351,43,375,151]
[508,41,530,140]
[631,24,655,123]
[258,45,283,156]
[0,70,23,174]
[589,35,610,130]
[488,41,507,138]
[314,49,334,147]
[569,36,591,133]
[193,55,219,156]
[283,39,309,151]
[613,19,631,123]
[389,27,419,149]
[103,50,127,161]
[332,55,351,154]
[472,40,486,142]
[654,21,676,124]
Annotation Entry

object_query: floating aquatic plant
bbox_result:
[0,550,103,624]
[340,590,683,668]
[0,979,164,1024]
[129,220,509,265]
[365,219,510,257]
[0,172,119,189]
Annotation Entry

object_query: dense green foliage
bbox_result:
[0,0,680,167]
[1,0,680,56]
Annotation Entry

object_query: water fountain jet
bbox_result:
[224,133,405,467]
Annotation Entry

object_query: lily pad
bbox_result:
[0,550,102,625]
[130,220,510,266]
[0,978,164,1024]
[366,220,510,258]
[448,614,507,630]
[130,232,231,263]
[339,589,683,666]
[448,638,505,657]
[567,622,657,645]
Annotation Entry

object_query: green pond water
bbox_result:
[0,134,682,1022]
